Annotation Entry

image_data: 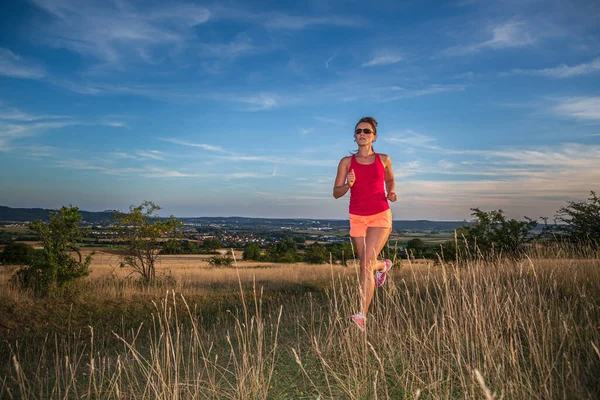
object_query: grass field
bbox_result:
[1,246,599,399]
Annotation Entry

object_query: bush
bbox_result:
[304,243,329,264]
[160,239,202,255]
[0,242,42,265]
[12,206,93,295]
[266,237,300,263]
[209,255,233,267]
[550,191,600,247]
[243,243,261,261]
[441,208,537,262]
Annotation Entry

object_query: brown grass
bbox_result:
[0,247,599,399]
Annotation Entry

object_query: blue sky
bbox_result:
[0,0,599,220]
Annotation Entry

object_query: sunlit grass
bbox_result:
[1,247,599,398]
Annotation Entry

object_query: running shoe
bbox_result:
[375,259,392,287]
[350,312,366,332]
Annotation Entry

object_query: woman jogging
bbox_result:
[333,116,397,331]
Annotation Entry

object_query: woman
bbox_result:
[333,116,397,331]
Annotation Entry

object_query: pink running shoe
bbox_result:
[350,312,366,332]
[375,259,392,287]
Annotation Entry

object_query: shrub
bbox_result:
[441,208,537,261]
[243,243,261,261]
[0,242,42,265]
[209,254,233,267]
[12,206,93,295]
[551,191,600,247]
[304,243,329,264]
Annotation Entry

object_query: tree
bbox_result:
[202,237,222,251]
[552,191,600,246]
[326,241,354,266]
[0,242,42,265]
[113,201,182,283]
[266,237,299,263]
[445,208,537,261]
[406,238,425,251]
[160,240,202,255]
[243,243,261,261]
[406,238,426,258]
[304,243,329,264]
[13,206,92,294]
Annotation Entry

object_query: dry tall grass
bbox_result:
[1,248,599,399]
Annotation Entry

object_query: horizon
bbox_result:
[1,1,599,220]
[0,204,469,223]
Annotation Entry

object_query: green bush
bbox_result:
[550,191,600,247]
[0,242,43,265]
[440,208,536,262]
[243,243,261,261]
[304,243,329,264]
[209,255,233,267]
[11,206,93,295]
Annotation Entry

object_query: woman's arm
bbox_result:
[333,157,352,199]
[382,154,397,202]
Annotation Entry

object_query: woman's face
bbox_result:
[354,122,376,145]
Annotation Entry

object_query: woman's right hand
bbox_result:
[346,169,355,187]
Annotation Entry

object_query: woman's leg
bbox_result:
[353,226,392,316]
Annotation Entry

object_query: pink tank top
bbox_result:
[349,153,390,216]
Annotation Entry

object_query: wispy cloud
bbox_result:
[377,84,466,102]
[198,33,259,59]
[325,53,336,69]
[0,106,68,121]
[384,130,439,149]
[362,51,403,67]
[553,97,600,121]
[0,121,79,140]
[136,150,165,160]
[444,21,535,56]
[506,57,600,78]
[239,93,278,111]
[0,48,45,79]
[229,172,274,179]
[160,138,230,153]
[28,0,210,65]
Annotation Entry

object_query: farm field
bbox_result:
[1,247,599,399]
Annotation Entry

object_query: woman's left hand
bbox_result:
[387,191,397,202]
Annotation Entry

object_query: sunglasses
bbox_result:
[354,128,374,135]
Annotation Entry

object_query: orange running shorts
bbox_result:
[349,209,392,237]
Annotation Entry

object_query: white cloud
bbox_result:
[0,121,79,140]
[160,138,230,153]
[0,48,45,79]
[378,84,466,102]
[199,33,258,59]
[362,51,403,67]
[0,106,68,121]
[385,130,438,148]
[239,94,278,111]
[136,150,165,160]
[325,53,336,69]
[438,160,455,169]
[229,172,273,179]
[553,97,600,121]
[444,20,535,56]
[508,57,600,78]
[28,0,210,64]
